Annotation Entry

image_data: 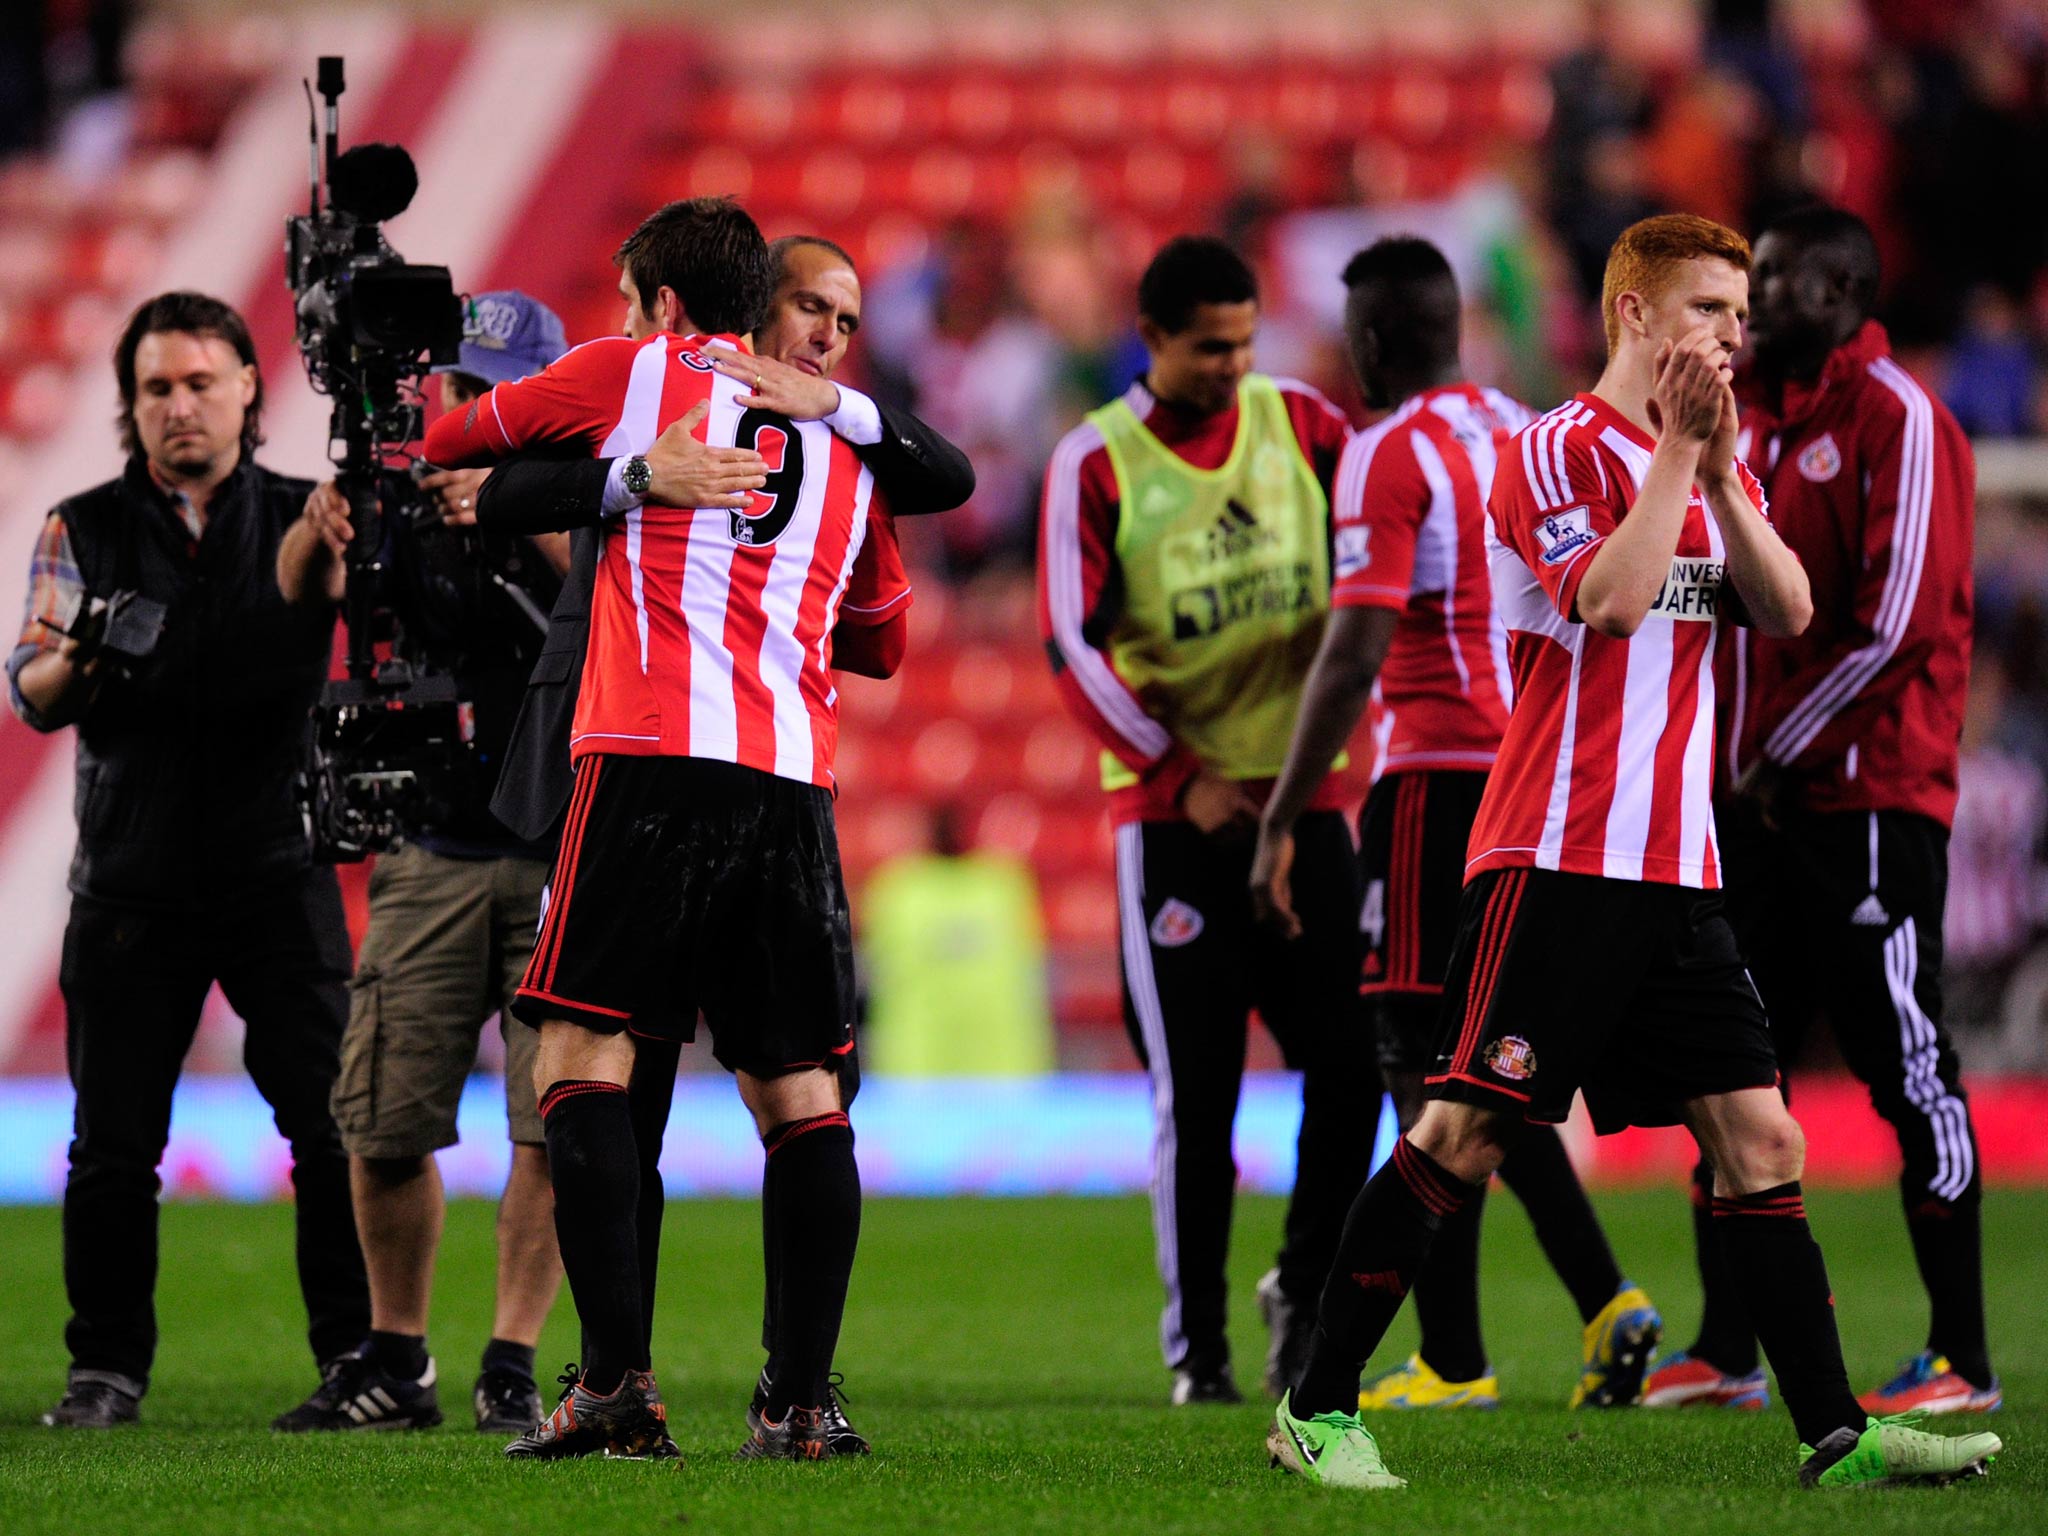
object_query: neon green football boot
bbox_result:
[1570,1282,1662,1408]
[1800,1413,2002,1489]
[1358,1354,1500,1410]
[1267,1390,1407,1489]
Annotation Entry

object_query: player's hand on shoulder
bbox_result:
[1181,769,1260,843]
[643,401,769,510]
[1249,821,1302,940]
[700,344,841,422]
[419,467,491,526]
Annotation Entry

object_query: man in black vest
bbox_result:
[10,291,369,1429]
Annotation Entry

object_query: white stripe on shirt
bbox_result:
[1763,357,1934,762]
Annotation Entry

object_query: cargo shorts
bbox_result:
[332,842,550,1157]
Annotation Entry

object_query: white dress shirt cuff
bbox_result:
[601,456,644,516]
[822,386,884,446]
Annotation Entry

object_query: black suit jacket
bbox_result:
[479,401,971,842]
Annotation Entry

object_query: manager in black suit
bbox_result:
[427,233,970,1451]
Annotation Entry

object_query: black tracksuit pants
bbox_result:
[1115,811,1377,1374]
[58,869,369,1392]
[1707,798,1989,1379]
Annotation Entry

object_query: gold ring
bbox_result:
[755,373,763,391]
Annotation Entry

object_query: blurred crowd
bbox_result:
[8,0,2048,1062]
[844,2,2048,1061]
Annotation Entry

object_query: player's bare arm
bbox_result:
[1251,606,1398,939]
[1575,330,1723,637]
[1700,387,1812,639]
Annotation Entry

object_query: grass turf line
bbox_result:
[0,1189,2037,1535]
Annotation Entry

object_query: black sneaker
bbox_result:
[272,1350,443,1432]
[735,1403,828,1461]
[1171,1362,1244,1406]
[504,1365,678,1461]
[748,1368,870,1456]
[42,1374,140,1428]
[1255,1268,1312,1401]
[474,1367,542,1434]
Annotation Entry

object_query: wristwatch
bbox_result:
[622,454,652,496]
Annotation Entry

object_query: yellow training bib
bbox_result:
[1089,375,1335,789]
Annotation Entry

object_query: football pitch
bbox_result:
[0,1189,2039,1536]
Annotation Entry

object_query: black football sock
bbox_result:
[480,1338,536,1383]
[1495,1124,1624,1324]
[1292,1138,1475,1417]
[1711,1183,1862,1446]
[1905,1183,1993,1388]
[625,1042,678,1362]
[1411,1180,1489,1384]
[760,1113,860,1421]
[1686,1156,1757,1374]
[760,1139,783,1369]
[539,1079,644,1397]
[367,1329,428,1380]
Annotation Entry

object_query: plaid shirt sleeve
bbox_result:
[8,511,84,730]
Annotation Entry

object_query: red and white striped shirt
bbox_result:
[1469,392,1770,889]
[1331,382,1529,777]
[423,332,889,789]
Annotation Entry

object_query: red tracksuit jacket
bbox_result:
[1720,321,1974,828]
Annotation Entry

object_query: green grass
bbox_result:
[0,1189,2039,1535]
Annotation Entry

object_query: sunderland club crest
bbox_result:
[1797,433,1842,483]
[1485,1035,1538,1082]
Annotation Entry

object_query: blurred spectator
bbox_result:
[1,1,131,157]
[1943,286,2044,438]
[866,224,1060,577]
[0,3,50,156]
[1945,653,2048,1024]
[860,806,1055,1077]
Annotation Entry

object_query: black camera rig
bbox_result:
[288,55,471,862]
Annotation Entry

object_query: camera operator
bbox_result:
[273,291,582,1433]
[13,291,370,1431]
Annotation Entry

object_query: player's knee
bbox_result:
[1408,1101,1510,1184]
[1726,1111,1804,1192]
[355,1152,429,1188]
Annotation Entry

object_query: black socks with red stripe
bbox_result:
[1495,1123,1625,1326]
[759,1112,861,1422]
[1410,1181,1489,1384]
[1710,1181,1862,1445]
[1292,1138,1476,1416]
[539,1079,644,1397]
[1685,1156,1760,1375]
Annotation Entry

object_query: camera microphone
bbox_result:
[330,143,419,224]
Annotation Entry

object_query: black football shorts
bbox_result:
[511,754,856,1078]
[1355,770,1489,1072]
[1424,866,1779,1133]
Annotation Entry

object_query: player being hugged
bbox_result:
[423,198,881,1463]
[1265,214,2004,1492]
